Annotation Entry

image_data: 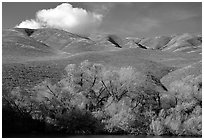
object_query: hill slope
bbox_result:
[161,61,202,89]
[2,28,202,98]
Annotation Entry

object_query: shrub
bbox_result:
[150,75,202,137]
[169,75,202,104]
[3,60,172,136]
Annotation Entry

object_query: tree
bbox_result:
[150,75,202,136]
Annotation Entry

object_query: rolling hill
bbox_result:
[138,33,202,55]
[2,27,202,97]
[2,28,60,62]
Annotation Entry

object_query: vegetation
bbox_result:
[150,75,202,136]
[2,60,202,137]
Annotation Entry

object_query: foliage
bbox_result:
[150,75,202,136]
[3,60,202,137]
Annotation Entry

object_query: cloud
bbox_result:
[16,3,103,34]
[17,19,41,29]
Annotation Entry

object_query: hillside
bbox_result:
[2,47,173,94]
[2,29,59,60]
[2,28,202,94]
[139,33,202,55]
[161,61,202,89]
[3,28,201,63]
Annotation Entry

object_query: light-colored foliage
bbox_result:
[4,60,202,136]
[150,74,202,136]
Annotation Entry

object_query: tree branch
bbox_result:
[101,80,111,96]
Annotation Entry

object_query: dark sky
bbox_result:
[2,2,202,37]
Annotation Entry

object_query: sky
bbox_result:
[2,2,202,37]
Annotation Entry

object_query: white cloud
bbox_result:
[17,19,41,29]
[16,3,103,34]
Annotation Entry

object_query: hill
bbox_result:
[3,47,174,94]
[139,33,202,55]
[2,29,60,61]
[2,27,202,97]
[161,61,202,89]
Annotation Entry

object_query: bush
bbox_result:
[150,75,202,137]
[4,60,199,137]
